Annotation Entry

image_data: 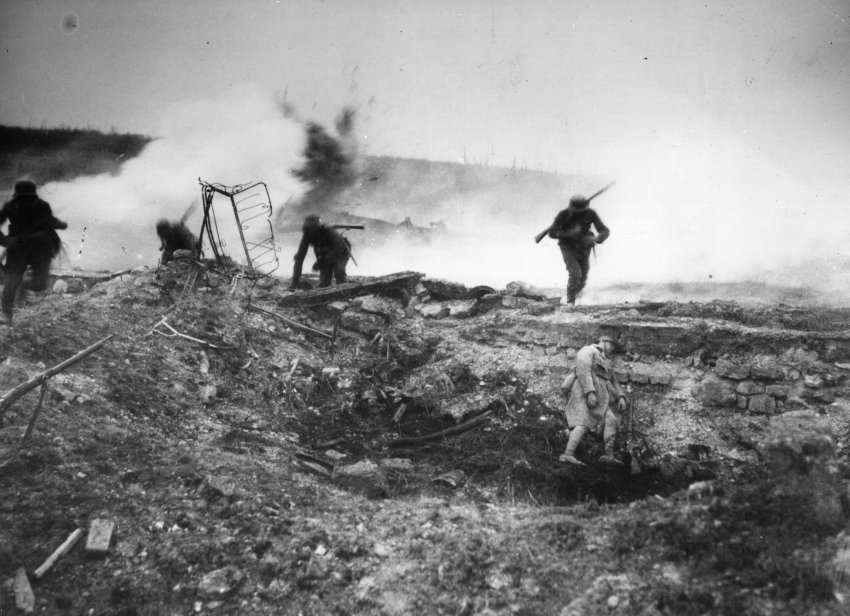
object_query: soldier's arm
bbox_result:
[591,211,610,243]
[574,346,597,395]
[291,233,311,286]
[547,210,570,239]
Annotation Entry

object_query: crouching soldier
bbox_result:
[559,334,627,466]
[0,180,67,326]
[156,218,199,265]
[290,215,351,289]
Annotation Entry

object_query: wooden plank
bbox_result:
[14,567,35,613]
[85,519,115,555]
[34,528,83,579]
[0,334,116,422]
[278,271,423,308]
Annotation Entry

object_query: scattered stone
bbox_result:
[715,358,750,379]
[692,376,737,406]
[421,278,469,300]
[340,311,385,336]
[736,380,765,395]
[419,303,450,319]
[432,469,466,488]
[747,394,777,415]
[354,295,405,321]
[200,384,217,405]
[197,566,244,599]
[803,374,824,388]
[14,567,35,613]
[447,300,476,318]
[751,356,784,380]
[505,280,545,300]
[64,278,85,293]
[85,519,115,556]
[334,460,387,498]
[765,384,789,399]
[52,279,69,294]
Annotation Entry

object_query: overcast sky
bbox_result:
[2,0,849,291]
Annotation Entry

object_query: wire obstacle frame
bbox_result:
[198,178,280,276]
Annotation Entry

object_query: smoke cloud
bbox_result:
[45,83,306,271]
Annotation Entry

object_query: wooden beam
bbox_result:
[34,528,83,579]
[278,271,424,308]
[0,334,116,423]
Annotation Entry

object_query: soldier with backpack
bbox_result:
[289,214,352,289]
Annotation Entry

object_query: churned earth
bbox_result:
[1,260,849,616]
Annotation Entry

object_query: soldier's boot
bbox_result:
[599,430,624,466]
[559,426,588,466]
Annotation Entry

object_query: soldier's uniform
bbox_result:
[0,181,67,325]
[548,196,610,306]
[291,215,351,288]
[559,335,626,465]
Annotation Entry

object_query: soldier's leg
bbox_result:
[318,266,334,288]
[600,411,623,465]
[559,245,582,304]
[333,257,348,285]
[2,250,27,322]
[23,258,51,292]
[576,249,591,296]
[559,425,588,466]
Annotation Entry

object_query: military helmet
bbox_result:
[303,214,321,229]
[598,335,617,345]
[569,195,589,209]
[13,180,37,197]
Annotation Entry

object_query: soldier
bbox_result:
[290,215,351,289]
[155,218,199,265]
[547,195,610,307]
[559,335,627,466]
[0,180,68,325]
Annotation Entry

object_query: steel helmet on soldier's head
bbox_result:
[13,180,37,197]
[598,335,617,345]
[569,195,589,209]
[303,214,321,229]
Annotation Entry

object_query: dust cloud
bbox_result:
[39,85,849,306]
[45,84,306,272]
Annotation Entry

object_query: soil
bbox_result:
[1,261,849,616]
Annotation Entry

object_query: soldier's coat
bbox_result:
[564,343,624,432]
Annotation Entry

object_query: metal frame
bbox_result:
[198,178,280,276]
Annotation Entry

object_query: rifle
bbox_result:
[533,181,616,243]
[331,224,365,231]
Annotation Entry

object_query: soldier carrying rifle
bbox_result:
[535,182,614,307]
[290,215,360,289]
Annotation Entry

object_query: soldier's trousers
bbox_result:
[559,244,591,302]
[2,246,52,318]
[317,256,349,288]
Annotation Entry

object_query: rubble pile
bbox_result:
[1,260,848,615]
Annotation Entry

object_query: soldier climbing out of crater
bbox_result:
[156,204,200,266]
[289,214,352,289]
[0,180,68,326]
[559,334,627,466]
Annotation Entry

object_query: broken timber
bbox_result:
[0,334,116,425]
[278,271,424,308]
[388,409,494,448]
[34,528,83,579]
[247,305,333,340]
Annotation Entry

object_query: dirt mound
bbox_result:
[1,261,849,615]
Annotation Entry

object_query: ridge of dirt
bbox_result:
[1,263,849,616]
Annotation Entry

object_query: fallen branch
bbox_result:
[34,528,83,578]
[277,271,424,308]
[150,317,238,350]
[388,409,494,448]
[0,334,116,423]
[247,305,333,340]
